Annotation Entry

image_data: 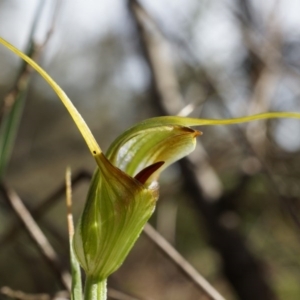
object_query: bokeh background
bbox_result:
[1,0,300,299]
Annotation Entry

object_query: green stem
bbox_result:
[84,276,107,300]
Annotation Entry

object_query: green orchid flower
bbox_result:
[73,121,201,277]
[1,37,300,300]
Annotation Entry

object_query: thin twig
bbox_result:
[143,223,225,300]
[66,167,74,237]
[0,183,71,291]
[65,167,82,300]
[39,0,62,49]
[0,286,50,300]
[0,286,140,300]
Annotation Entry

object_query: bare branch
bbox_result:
[143,224,225,300]
[0,286,50,300]
[0,183,71,291]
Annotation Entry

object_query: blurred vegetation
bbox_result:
[1,0,300,299]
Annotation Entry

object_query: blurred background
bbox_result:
[0,0,300,299]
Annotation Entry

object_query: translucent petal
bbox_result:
[74,154,158,279]
[107,123,201,184]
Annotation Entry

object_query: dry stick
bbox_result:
[66,168,75,237]
[143,224,225,300]
[0,288,70,300]
[0,286,139,300]
[65,167,75,270]
[0,286,50,300]
[65,167,83,300]
[39,0,62,50]
[0,183,71,291]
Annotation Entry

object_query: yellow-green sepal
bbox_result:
[107,122,201,184]
[73,154,158,280]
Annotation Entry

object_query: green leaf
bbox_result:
[0,91,26,178]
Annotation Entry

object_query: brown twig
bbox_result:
[143,223,225,300]
[0,183,71,291]
[65,167,74,238]
[0,286,51,300]
[0,286,140,300]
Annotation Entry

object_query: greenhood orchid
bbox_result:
[1,37,300,300]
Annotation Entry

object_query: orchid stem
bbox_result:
[84,277,107,300]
